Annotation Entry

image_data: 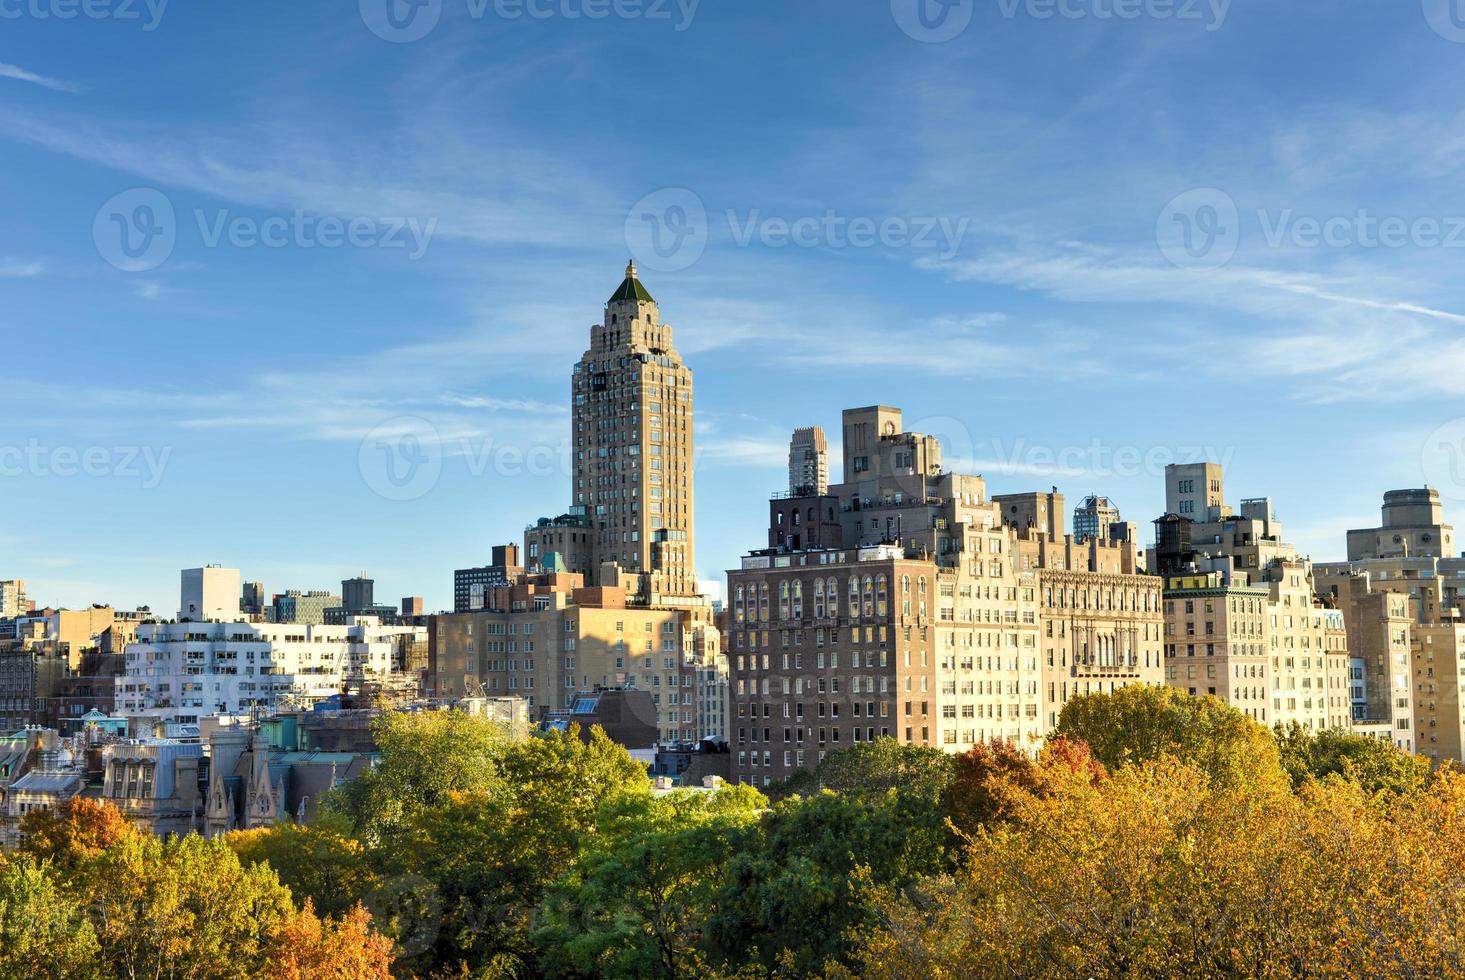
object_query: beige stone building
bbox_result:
[1261,560,1353,732]
[1164,572,1272,723]
[526,262,697,601]
[1412,624,1465,766]
[429,570,726,744]
[727,407,1164,788]
[1314,488,1465,759]
[1154,463,1354,731]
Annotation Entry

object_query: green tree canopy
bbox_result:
[1275,723,1432,797]
[536,784,766,979]
[323,709,514,845]
[1055,684,1287,792]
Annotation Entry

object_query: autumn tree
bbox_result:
[947,737,1103,837]
[850,755,1465,978]
[227,822,380,918]
[19,796,142,870]
[1055,684,1287,791]
[267,900,394,980]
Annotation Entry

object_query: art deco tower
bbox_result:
[571,262,697,597]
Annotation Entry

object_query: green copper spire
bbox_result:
[608,260,654,304]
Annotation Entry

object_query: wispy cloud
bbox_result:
[0,63,78,94]
[0,259,42,278]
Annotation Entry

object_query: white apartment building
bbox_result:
[120,617,425,724]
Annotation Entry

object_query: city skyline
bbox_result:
[5,2,1465,611]
[7,258,1462,611]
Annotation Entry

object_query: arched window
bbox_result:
[876,575,888,617]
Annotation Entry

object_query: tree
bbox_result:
[947,737,1103,837]
[0,858,101,979]
[769,738,954,806]
[536,785,765,979]
[850,756,1465,978]
[705,788,949,975]
[323,710,514,845]
[378,727,651,976]
[18,796,142,870]
[86,831,297,979]
[1275,723,1431,797]
[226,823,380,918]
[1055,685,1287,791]
[267,900,394,980]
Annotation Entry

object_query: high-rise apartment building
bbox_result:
[727,406,1164,788]
[1163,570,1272,723]
[788,426,829,497]
[1316,488,1465,760]
[1073,495,1121,543]
[529,262,697,600]
[1152,463,1354,731]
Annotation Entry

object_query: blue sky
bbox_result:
[4,0,1465,612]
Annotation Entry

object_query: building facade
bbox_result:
[727,409,1164,788]
[119,618,427,726]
